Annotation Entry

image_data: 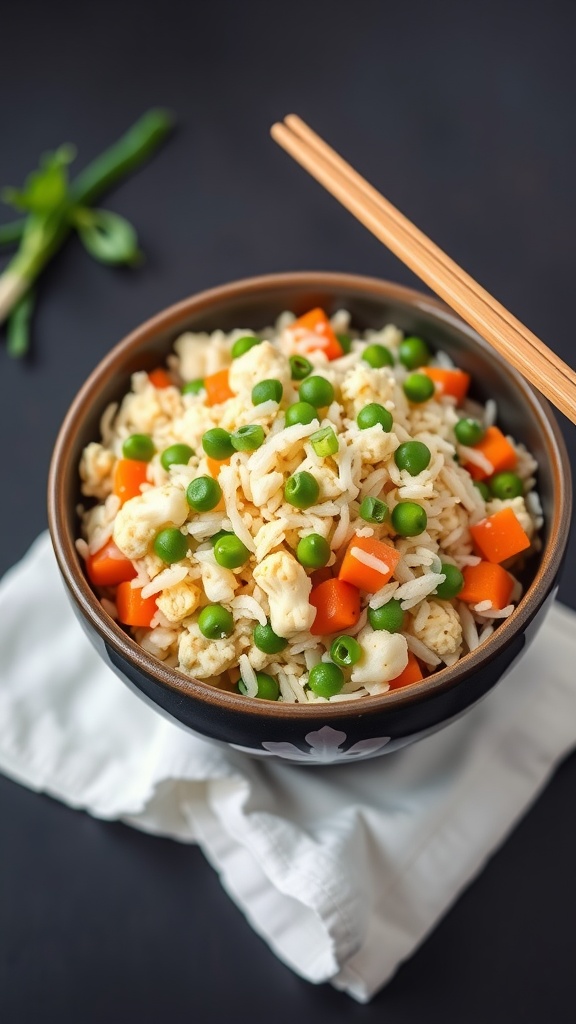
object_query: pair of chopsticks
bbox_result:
[271,114,576,425]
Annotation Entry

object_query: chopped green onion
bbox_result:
[359,496,388,524]
[231,424,265,452]
[289,355,312,380]
[310,426,339,457]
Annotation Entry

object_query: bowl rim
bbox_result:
[48,270,572,720]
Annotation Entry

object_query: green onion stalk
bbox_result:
[0,108,174,349]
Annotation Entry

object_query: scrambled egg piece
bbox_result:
[113,484,188,560]
[79,443,115,500]
[156,581,202,623]
[350,627,408,685]
[179,622,242,678]
[228,341,291,397]
[351,424,399,465]
[174,331,230,380]
[340,365,395,418]
[413,600,462,658]
[252,551,314,637]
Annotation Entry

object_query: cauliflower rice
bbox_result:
[77,308,543,703]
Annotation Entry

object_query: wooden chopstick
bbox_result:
[271,115,576,425]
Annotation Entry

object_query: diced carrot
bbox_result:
[205,368,235,406]
[113,458,148,505]
[464,426,517,481]
[148,368,173,389]
[459,561,514,610]
[86,541,137,588]
[116,581,158,628]
[288,307,344,361]
[338,534,401,593]
[422,366,470,403]
[206,456,231,477]
[389,652,424,690]
[310,578,361,635]
[470,507,531,564]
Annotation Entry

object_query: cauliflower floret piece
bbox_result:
[340,365,395,418]
[79,443,115,500]
[228,340,291,397]
[412,600,462,658]
[486,496,534,539]
[156,580,202,623]
[305,461,345,500]
[170,402,218,450]
[199,559,238,604]
[178,622,241,679]
[113,484,188,560]
[252,551,314,638]
[351,424,399,464]
[350,627,408,686]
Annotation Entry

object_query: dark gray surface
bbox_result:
[1,1,576,1020]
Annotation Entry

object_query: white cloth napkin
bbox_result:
[2,532,576,1002]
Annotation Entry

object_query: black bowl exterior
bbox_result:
[49,274,572,765]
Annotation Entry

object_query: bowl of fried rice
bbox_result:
[48,273,571,764]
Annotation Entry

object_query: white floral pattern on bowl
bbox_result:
[232,725,391,763]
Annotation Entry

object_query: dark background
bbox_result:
[2,1,576,1020]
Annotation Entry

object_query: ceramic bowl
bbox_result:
[48,273,571,764]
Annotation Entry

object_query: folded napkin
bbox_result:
[2,532,576,1002]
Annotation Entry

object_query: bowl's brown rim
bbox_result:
[48,271,572,720]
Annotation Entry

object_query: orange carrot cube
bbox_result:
[288,307,344,361]
[459,561,514,610]
[310,578,361,635]
[422,366,470,402]
[205,369,235,406]
[148,368,173,389]
[470,507,531,563]
[113,458,149,505]
[338,534,401,593]
[86,541,137,588]
[464,426,517,481]
[116,581,158,628]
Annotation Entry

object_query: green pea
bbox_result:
[198,604,234,640]
[435,563,465,600]
[122,433,155,462]
[238,671,280,701]
[454,418,485,446]
[299,375,335,408]
[308,662,345,698]
[394,440,432,476]
[289,355,313,380]
[201,428,235,460]
[285,402,319,427]
[310,426,339,457]
[359,496,389,524]
[489,472,524,500]
[214,534,250,569]
[186,476,222,513]
[182,378,205,396]
[153,527,188,564]
[362,343,394,368]
[330,635,362,667]
[231,335,261,359]
[403,373,435,403]
[160,444,194,471]
[357,403,393,432]
[391,501,428,537]
[368,599,404,632]
[210,529,232,546]
[336,332,352,354]
[399,335,430,369]
[284,471,320,510]
[474,480,491,501]
[253,621,288,654]
[231,424,265,452]
[252,379,283,405]
[296,533,330,569]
